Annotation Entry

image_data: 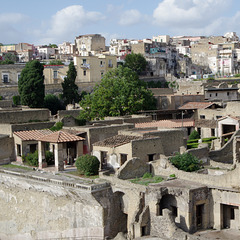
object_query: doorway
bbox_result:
[196,204,204,229]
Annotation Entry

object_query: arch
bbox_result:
[156,194,177,217]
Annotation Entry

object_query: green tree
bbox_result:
[75,154,100,176]
[61,62,79,105]
[44,94,65,115]
[49,43,58,48]
[3,52,16,62]
[80,66,156,120]
[189,130,200,140]
[124,53,147,75]
[18,60,45,108]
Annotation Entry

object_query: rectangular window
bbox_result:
[215,93,218,97]
[82,59,86,64]
[108,59,113,68]
[227,92,230,96]
[2,74,9,83]
[200,115,205,119]
[53,70,58,79]
[83,70,86,76]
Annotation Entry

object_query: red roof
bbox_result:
[178,102,215,110]
[38,131,84,143]
[135,119,194,129]
[14,130,53,141]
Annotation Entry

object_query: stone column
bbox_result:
[38,141,45,169]
[54,143,64,172]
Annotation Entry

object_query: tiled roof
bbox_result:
[93,134,154,148]
[13,130,53,141]
[38,131,84,143]
[178,102,214,110]
[135,119,194,129]
[217,115,240,121]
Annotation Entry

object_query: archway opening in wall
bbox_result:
[157,194,178,218]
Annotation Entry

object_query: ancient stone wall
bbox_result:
[0,135,15,164]
[209,130,240,164]
[0,109,50,124]
[0,122,55,137]
[0,173,105,240]
[116,157,149,180]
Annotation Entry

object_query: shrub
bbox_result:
[45,150,54,165]
[23,151,38,166]
[50,122,63,131]
[234,74,240,78]
[0,96,3,100]
[189,130,200,140]
[13,95,21,105]
[75,154,100,176]
[170,153,201,172]
[169,174,176,178]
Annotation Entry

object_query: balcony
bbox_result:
[81,63,90,69]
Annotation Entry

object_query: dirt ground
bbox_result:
[193,229,240,239]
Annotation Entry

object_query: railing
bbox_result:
[0,169,110,193]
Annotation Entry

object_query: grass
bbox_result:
[0,164,32,171]
[130,174,164,186]
[67,170,99,179]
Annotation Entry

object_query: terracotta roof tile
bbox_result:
[93,134,155,148]
[13,130,53,141]
[178,102,214,110]
[135,119,194,129]
[38,131,84,143]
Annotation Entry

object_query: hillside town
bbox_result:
[1,31,240,240]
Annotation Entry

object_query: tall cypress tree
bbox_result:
[62,62,79,105]
[18,60,45,108]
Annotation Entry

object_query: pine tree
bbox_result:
[18,60,45,108]
[61,62,79,105]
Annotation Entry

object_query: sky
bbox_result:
[1,0,240,46]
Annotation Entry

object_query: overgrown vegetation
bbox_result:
[50,122,63,131]
[23,151,38,166]
[75,154,100,176]
[130,172,164,185]
[170,153,201,172]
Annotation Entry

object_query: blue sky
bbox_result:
[1,0,240,45]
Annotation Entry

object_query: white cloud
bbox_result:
[153,0,231,30]
[38,5,105,44]
[0,13,27,24]
[119,9,142,26]
[0,13,28,43]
